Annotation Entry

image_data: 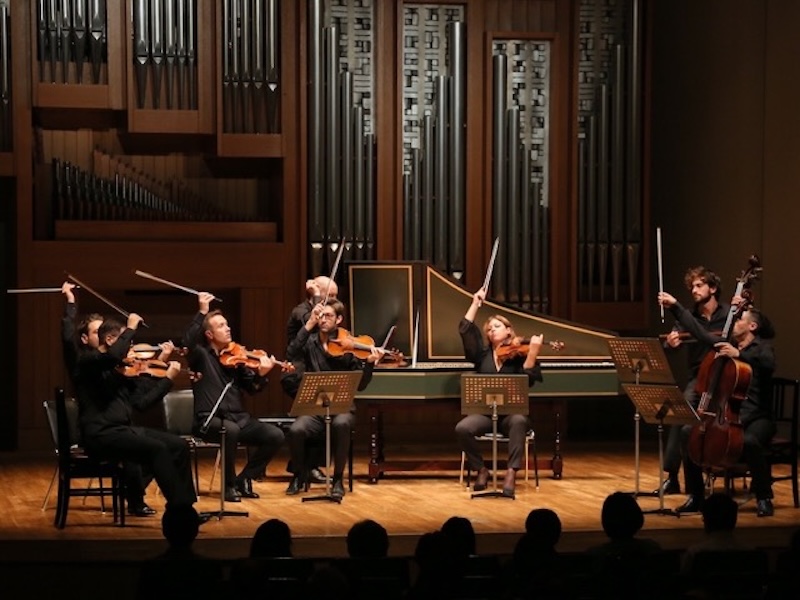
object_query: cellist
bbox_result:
[659,291,777,517]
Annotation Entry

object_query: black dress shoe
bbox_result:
[756,498,774,517]
[128,502,157,517]
[676,495,704,513]
[654,477,681,496]
[197,512,214,524]
[309,467,327,484]
[236,477,260,499]
[224,486,242,502]
[473,467,490,492]
[331,478,345,499]
[286,475,303,496]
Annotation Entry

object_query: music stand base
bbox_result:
[302,494,342,504]
[471,490,514,500]
[624,490,660,498]
[201,509,249,520]
[642,507,680,518]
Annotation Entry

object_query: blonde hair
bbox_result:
[482,314,515,338]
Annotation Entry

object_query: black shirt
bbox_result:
[286,326,374,391]
[184,312,268,429]
[458,318,543,386]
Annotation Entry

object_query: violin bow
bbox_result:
[134,270,222,303]
[65,272,148,328]
[322,238,346,305]
[7,286,79,293]
[379,325,397,350]
[478,237,500,306]
[656,227,665,323]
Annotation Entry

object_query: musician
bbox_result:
[61,282,157,517]
[284,299,382,498]
[660,294,777,517]
[286,275,339,343]
[75,314,198,511]
[656,267,730,496]
[281,275,339,484]
[184,292,285,502]
[61,281,103,382]
[456,288,543,498]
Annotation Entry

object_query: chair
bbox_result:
[47,388,125,528]
[460,429,539,490]
[713,376,799,507]
[162,389,224,493]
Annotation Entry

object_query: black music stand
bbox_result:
[607,338,675,498]
[290,371,362,504]
[461,374,529,499]
[623,383,699,517]
[199,382,248,520]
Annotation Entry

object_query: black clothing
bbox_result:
[286,299,314,344]
[669,303,777,500]
[184,312,284,484]
[455,318,543,471]
[662,301,730,474]
[76,329,196,508]
[285,325,374,477]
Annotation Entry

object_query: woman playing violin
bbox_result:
[184,292,286,503]
[456,287,544,498]
[284,299,383,498]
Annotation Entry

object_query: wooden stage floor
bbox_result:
[1,442,798,562]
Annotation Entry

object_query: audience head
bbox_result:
[600,492,644,541]
[161,505,200,549]
[250,518,292,558]
[701,492,738,534]
[524,508,562,549]
[441,516,476,556]
[346,519,389,558]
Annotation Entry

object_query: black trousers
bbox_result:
[663,378,699,475]
[455,413,529,471]
[680,415,776,500]
[84,425,196,507]
[196,416,284,484]
[288,412,354,478]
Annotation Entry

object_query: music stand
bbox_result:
[461,374,529,499]
[199,382,248,520]
[607,338,675,498]
[623,383,700,517]
[290,371,362,504]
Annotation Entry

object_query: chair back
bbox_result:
[771,377,799,448]
[162,389,196,435]
[44,388,81,457]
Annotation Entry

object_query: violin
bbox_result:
[117,356,172,378]
[495,337,565,362]
[326,328,401,362]
[375,348,409,368]
[218,342,295,372]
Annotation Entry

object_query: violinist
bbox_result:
[655,267,730,497]
[660,292,777,517]
[285,299,382,498]
[61,281,159,517]
[184,292,286,503]
[280,275,339,484]
[456,288,543,498]
[75,314,199,512]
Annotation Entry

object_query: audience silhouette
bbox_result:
[249,518,293,558]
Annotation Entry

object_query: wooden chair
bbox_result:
[460,429,539,490]
[47,388,125,528]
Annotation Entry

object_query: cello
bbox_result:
[687,256,761,469]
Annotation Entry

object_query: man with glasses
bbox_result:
[284,299,383,499]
